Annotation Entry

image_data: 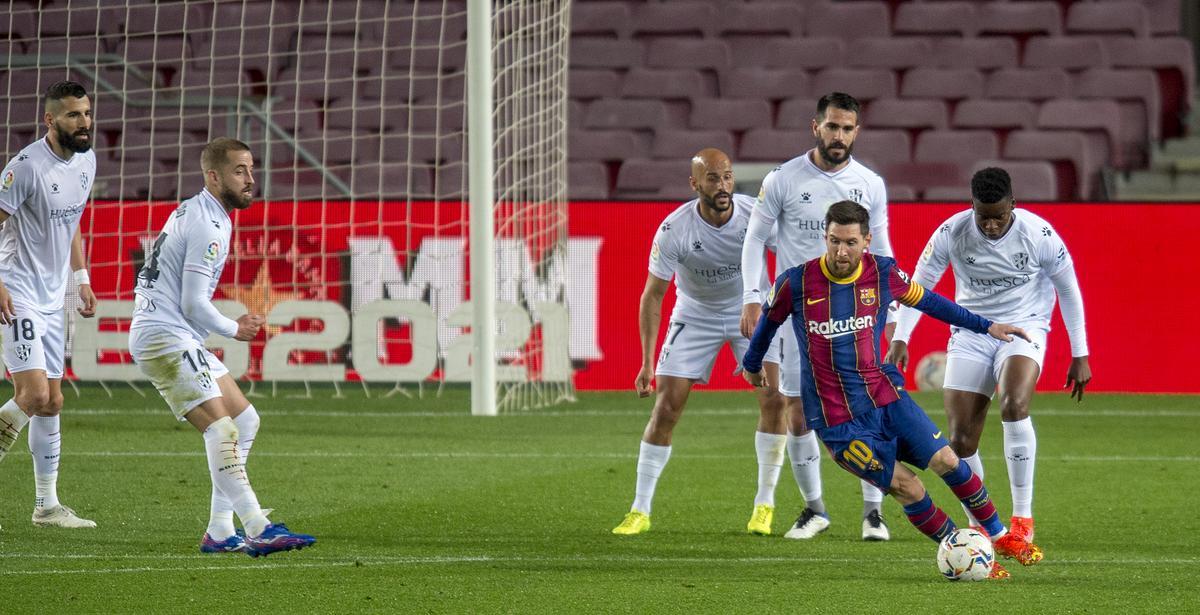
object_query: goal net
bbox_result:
[0,0,573,411]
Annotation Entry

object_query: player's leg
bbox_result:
[995,332,1045,541]
[943,331,1000,524]
[203,356,262,549]
[776,326,831,539]
[0,311,46,464]
[747,360,785,535]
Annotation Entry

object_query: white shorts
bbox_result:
[655,316,781,385]
[2,305,65,379]
[130,327,229,420]
[777,320,805,397]
[943,325,1049,396]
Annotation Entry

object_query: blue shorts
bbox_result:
[817,392,950,493]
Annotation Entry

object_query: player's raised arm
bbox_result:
[636,273,670,397]
[742,272,793,382]
[887,262,1028,343]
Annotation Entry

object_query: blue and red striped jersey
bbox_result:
[743,253,992,430]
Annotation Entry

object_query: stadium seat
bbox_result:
[585,99,680,130]
[118,35,190,87]
[883,162,965,199]
[892,2,978,37]
[738,129,809,162]
[568,161,611,200]
[849,129,912,172]
[630,2,718,39]
[652,129,736,159]
[383,3,467,45]
[380,134,463,165]
[952,100,1039,131]
[716,3,805,38]
[37,1,104,37]
[1075,68,1161,160]
[886,185,917,201]
[350,166,425,199]
[1100,36,1195,138]
[689,99,772,131]
[914,130,1000,178]
[811,68,898,102]
[1022,37,1110,71]
[1065,2,1151,38]
[970,159,1060,201]
[984,68,1072,101]
[805,2,890,41]
[121,3,211,38]
[1037,99,1124,168]
[764,38,847,70]
[324,105,390,134]
[647,39,731,71]
[568,39,643,69]
[976,2,1062,37]
[901,68,985,101]
[934,38,1019,70]
[864,99,950,131]
[620,68,713,100]
[1003,130,1096,199]
[4,10,36,48]
[569,69,623,101]
[569,129,651,161]
[568,100,584,128]
[922,185,971,202]
[1144,0,1182,34]
[719,68,810,101]
[845,38,935,70]
[776,98,819,129]
[615,159,694,200]
[570,1,630,38]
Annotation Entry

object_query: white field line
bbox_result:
[1,553,1197,576]
[63,407,1200,418]
[4,451,1196,462]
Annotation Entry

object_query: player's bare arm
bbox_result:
[636,274,669,397]
[987,323,1030,343]
[71,228,96,318]
[1066,356,1091,402]
[884,340,908,371]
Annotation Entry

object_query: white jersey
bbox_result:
[742,152,892,304]
[894,208,1089,356]
[0,138,95,311]
[649,194,770,322]
[130,189,232,345]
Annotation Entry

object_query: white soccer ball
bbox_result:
[914,351,948,391]
[937,528,995,581]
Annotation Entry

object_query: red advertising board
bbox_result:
[82,200,1196,392]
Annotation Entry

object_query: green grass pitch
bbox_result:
[1,385,1197,613]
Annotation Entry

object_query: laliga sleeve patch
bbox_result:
[650,240,661,263]
[1,170,14,192]
[203,240,220,262]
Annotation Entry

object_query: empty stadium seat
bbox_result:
[776,98,819,129]
[620,68,713,100]
[1075,68,1161,162]
[921,185,971,201]
[976,2,1062,37]
[1065,2,1151,38]
[569,129,651,161]
[984,68,1072,101]
[901,68,985,101]
[651,129,736,159]
[845,38,935,70]
[568,161,611,200]
[811,68,897,102]
[849,129,912,171]
[1037,99,1124,168]
[1101,36,1195,138]
[739,129,809,162]
[864,99,949,131]
[630,2,717,39]
[952,100,1039,131]
[883,162,965,199]
[569,69,623,101]
[719,68,810,101]
[1003,130,1096,199]
[689,99,773,131]
[615,159,694,200]
[971,159,1060,201]
[568,39,643,69]
[716,3,805,38]
[1022,37,1109,71]
[934,38,1019,70]
[570,2,630,38]
[646,39,731,71]
[805,2,890,41]
[763,38,847,70]
[893,2,977,37]
[914,130,1000,178]
[584,99,680,130]
[1144,0,1182,34]
[887,185,917,201]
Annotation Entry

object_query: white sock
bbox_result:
[632,440,671,515]
[753,431,787,507]
[203,416,267,537]
[207,406,261,539]
[786,431,825,514]
[29,415,61,510]
[861,480,884,518]
[961,452,985,524]
[1003,417,1037,518]
[0,398,30,462]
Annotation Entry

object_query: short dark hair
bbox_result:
[816,92,861,123]
[971,167,1012,204]
[201,137,252,172]
[825,200,870,236]
[43,81,88,109]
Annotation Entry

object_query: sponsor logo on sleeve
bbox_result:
[650,240,661,262]
[1,170,14,192]
[204,240,220,262]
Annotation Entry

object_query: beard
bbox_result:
[56,124,92,153]
[219,184,254,210]
[816,139,851,166]
[702,190,732,211]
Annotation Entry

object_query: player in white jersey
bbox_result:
[612,149,788,536]
[0,81,98,530]
[886,167,1090,543]
[128,138,315,556]
[739,93,895,541]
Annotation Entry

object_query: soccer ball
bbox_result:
[914,351,948,391]
[937,528,995,581]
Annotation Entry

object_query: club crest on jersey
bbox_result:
[848,188,863,203]
[196,370,213,390]
[13,343,32,363]
[1,170,13,192]
[1012,252,1029,270]
[859,288,877,306]
[204,240,220,262]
